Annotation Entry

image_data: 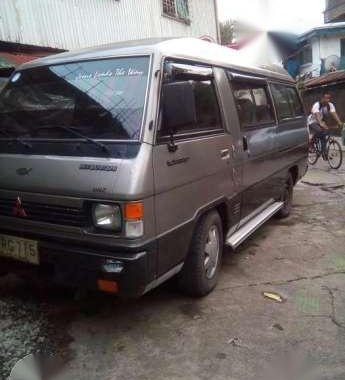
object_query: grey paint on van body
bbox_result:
[0,38,308,296]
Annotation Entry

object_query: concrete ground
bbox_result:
[1,159,345,380]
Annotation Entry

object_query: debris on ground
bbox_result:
[263,292,285,303]
[272,323,284,331]
[227,337,242,347]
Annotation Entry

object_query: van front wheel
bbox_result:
[178,210,223,297]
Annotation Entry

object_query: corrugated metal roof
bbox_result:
[304,70,345,88]
[0,0,218,50]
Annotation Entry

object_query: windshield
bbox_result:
[0,56,150,141]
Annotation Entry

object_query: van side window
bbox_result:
[270,84,303,120]
[232,81,274,127]
[285,87,304,117]
[271,85,292,119]
[194,81,221,131]
[160,79,222,137]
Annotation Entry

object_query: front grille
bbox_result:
[0,198,87,227]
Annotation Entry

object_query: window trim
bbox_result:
[230,72,267,84]
[158,128,226,144]
[156,60,225,144]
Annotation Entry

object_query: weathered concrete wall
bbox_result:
[325,0,345,22]
[300,34,344,78]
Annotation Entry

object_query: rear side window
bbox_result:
[270,84,304,120]
[285,87,304,117]
[232,81,274,127]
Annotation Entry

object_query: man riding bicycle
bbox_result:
[307,92,343,159]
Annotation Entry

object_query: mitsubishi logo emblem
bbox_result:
[12,197,27,218]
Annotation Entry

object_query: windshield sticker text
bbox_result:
[75,67,144,81]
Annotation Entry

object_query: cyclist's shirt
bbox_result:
[307,101,336,126]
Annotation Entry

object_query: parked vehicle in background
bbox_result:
[0,38,308,297]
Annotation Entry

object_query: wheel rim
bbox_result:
[308,142,319,165]
[308,151,318,165]
[327,141,342,169]
[204,225,220,279]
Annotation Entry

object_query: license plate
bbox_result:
[0,234,39,265]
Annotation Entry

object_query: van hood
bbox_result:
[0,145,153,200]
[0,155,121,199]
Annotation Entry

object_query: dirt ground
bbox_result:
[1,160,345,380]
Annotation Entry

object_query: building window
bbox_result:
[163,0,190,23]
[163,0,176,17]
[299,45,313,65]
[341,38,345,57]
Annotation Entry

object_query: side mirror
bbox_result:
[161,81,197,134]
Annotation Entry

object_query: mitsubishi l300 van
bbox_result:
[0,38,308,297]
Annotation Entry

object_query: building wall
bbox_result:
[302,84,345,131]
[325,0,345,23]
[156,0,218,42]
[299,35,344,77]
[0,0,218,50]
[299,38,319,77]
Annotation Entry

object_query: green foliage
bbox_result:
[220,20,234,46]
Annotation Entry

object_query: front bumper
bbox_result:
[0,231,157,298]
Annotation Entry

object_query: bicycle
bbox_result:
[308,133,343,169]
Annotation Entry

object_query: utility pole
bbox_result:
[214,0,221,44]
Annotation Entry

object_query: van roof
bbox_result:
[19,38,294,83]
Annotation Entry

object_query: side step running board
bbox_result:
[226,201,284,249]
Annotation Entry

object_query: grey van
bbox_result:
[0,38,308,297]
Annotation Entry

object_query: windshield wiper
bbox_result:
[36,125,112,156]
[0,127,32,149]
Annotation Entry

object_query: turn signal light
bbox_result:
[124,202,144,238]
[97,279,119,294]
[124,202,144,220]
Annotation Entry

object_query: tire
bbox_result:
[178,210,223,297]
[308,140,319,165]
[327,139,343,169]
[276,173,294,219]
[0,271,7,278]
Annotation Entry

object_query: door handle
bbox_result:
[220,149,230,160]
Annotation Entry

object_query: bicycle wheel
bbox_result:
[327,139,343,169]
[308,140,319,165]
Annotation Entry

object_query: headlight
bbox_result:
[92,204,122,231]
